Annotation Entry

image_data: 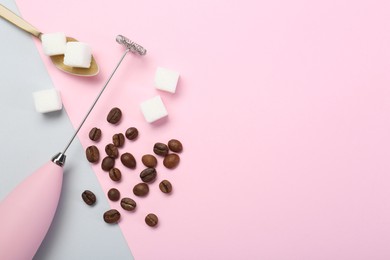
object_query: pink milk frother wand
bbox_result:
[0,35,146,260]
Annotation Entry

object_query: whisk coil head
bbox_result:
[116,35,147,55]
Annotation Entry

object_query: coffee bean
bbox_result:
[163,153,180,169]
[113,133,125,147]
[107,107,122,124]
[88,127,102,141]
[133,183,149,197]
[125,127,138,140]
[153,142,169,156]
[141,154,157,168]
[140,168,157,183]
[105,143,119,158]
[168,139,183,153]
[109,168,122,182]
[145,213,158,227]
[85,145,100,163]
[121,152,136,169]
[159,180,173,193]
[103,209,120,224]
[81,190,96,205]
[120,197,137,211]
[101,156,115,171]
[107,188,120,201]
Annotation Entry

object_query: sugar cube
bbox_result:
[33,88,62,113]
[140,95,168,123]
[155,67,180,93]
[63,42,92,68]
[41,32,67,56]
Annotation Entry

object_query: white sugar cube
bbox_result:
[33,88,62,113]
[140,96,168,123]
[155,67,180,93]
[63,42,92,68]
[41,32,67,56]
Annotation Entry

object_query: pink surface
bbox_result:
[15,0,390,259]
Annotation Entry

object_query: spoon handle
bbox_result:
[0,4,41,38]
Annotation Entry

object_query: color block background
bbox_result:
[0,0,133,259]
[9,0,390,259]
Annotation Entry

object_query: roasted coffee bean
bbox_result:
[141,154,157,168]
[101,156,115,171]
[86,145,100,163]
[163,153,180,169]
[120,197,137,211]
[107,188,120,201]
[81,190,96,205]
[112,133,125,147]
[105,143,119,158]
[145,213,158,227]
[153,142,169,156]
[159,180,173,194]
[89,127,102,141]
[107,107,122,124]
[168,139,183,153]
[125,127,138,140]
[133,183,149,197]
[103,209,120,224]
[109,168,122,182]
[140,168,157,183]
[121,152,136,169]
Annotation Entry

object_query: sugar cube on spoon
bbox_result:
[64,42,92,68]
[41,33,93,68]
[41,32,67,56]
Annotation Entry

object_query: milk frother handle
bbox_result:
[0,160,63,260]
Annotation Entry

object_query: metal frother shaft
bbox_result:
[52,36,147,166]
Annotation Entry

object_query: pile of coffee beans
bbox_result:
[82,107,183,227]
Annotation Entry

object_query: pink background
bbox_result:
[15,0,390,259]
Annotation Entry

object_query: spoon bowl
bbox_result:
[0,4,99,77]
[49,37,99,76]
